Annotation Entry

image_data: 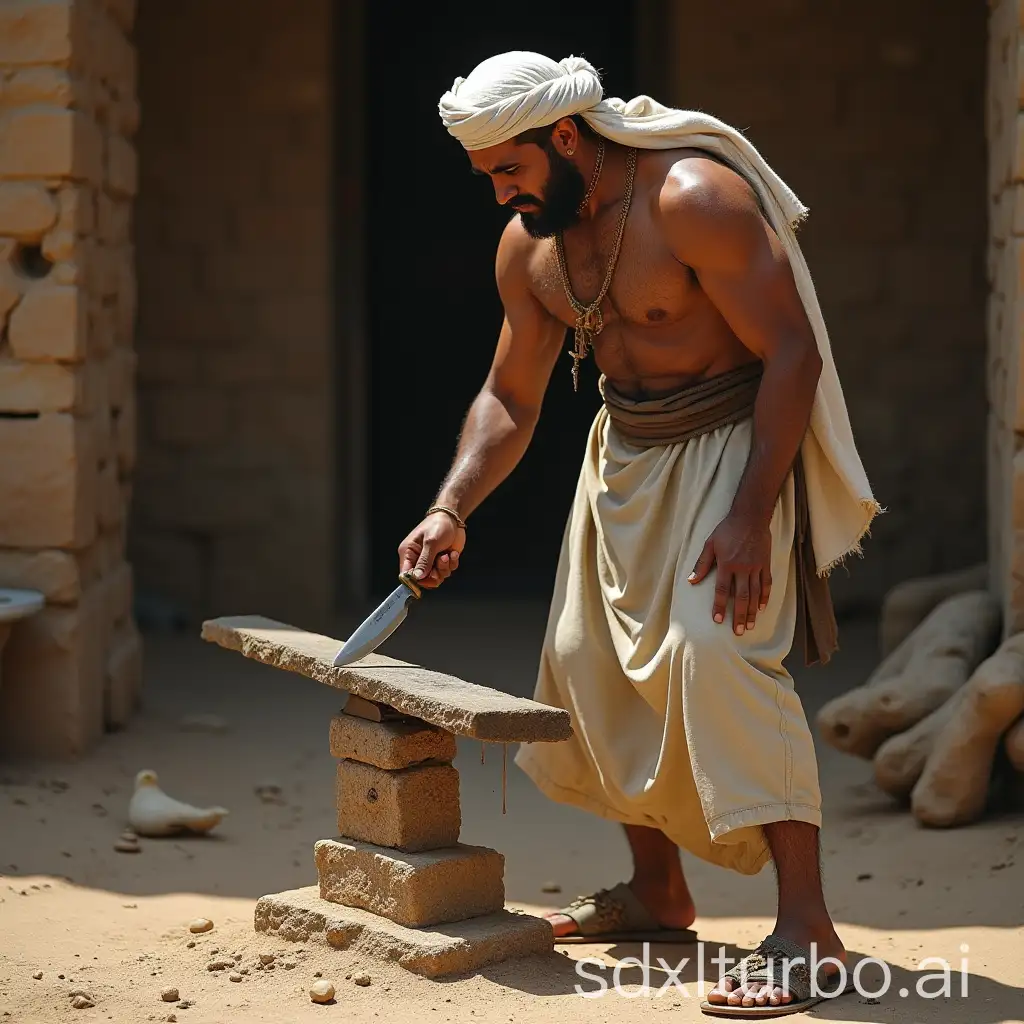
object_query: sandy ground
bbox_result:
[1,600,1022,1024]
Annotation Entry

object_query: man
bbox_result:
[398,52,878,1015]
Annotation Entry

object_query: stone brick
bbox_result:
[315,838,504,928]
[75,539,105,589]
[8,285,85,362]
[0,548,79,603]
[0,183,58,240]
[0,583,106,759]
[0,413,96,548]
[104,619,142,730]
[106,135,137,197]
[2,68,77,109]
[42,228,77,264]
[335,760,461,853]
[0,1,74,65]
[0,361,80,412]
[55,184,94,235]
[97,192,130,244]
[254,886,551,978]
[0,108,103,182]
[329,714,456,770]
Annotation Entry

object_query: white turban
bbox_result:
[437,50,881,580]
[439,50,807,227]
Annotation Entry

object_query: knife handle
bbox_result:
[398,570,423,600]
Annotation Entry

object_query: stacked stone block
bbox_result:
[318,701,507,929]
[203,616,566,976]
[0,0,141,757]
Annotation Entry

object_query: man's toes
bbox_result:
[706,978,737,1004]
[768,985,789,1006]
[726,982,752,1006]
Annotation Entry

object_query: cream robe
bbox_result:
[515,411,821,875]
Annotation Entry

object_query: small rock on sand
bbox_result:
[259,954,275,965]
[188,918,213,934]
[313,971,322,978]
[254,782,284,804]
[206,958,234,972]
[229,973,242,983]
[71,996,94,1009]
[114,840,140,853]
[176,1001,192,1009]
[185,941,195,949]
[540,881,561,893]
[309,980,335,1004]
[160,988,179,1002]
[166,1016,177,1023]
[353,972,371,987]
[31,971,43,980]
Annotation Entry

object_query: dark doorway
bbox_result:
[365,6,636,597]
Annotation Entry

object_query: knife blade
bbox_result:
[333,570,423,667]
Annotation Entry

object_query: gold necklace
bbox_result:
[576,140,605,213]
[555,146,637,392]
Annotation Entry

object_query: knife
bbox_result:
[333,570,423,667]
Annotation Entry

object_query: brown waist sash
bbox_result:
[600,363,837,667]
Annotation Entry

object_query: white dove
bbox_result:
[128,769,229,837]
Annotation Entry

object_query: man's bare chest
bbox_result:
[526,207,701,330]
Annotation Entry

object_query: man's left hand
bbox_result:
[688,514,773,635]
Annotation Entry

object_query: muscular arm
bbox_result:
[434,223,566,517]
[660,157,822,629]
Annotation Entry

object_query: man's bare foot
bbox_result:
[546,876,696,938]
[705,921,846,1009]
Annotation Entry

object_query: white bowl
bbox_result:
[0,588,45,624]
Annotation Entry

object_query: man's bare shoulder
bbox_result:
[641,149,768,263]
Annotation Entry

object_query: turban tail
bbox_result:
[438,52,881,577]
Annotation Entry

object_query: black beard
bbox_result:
[509,145,587,238]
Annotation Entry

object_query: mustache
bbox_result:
[508,194,542,210]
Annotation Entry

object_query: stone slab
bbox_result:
[330,713,456,770]
[254,886,552,977]
[315,838,503,928]
[336,760,460,852]
[201,615,572,743]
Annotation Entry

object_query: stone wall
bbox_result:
[663,0,988,611]
[0,0,141,757]
[131,0,333,628]
[987,0,1024,635]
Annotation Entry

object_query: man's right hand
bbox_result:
[398,512,466,589]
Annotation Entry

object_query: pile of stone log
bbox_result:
[201,615,572,977]
[817,564,1024,826]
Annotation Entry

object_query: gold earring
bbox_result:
[567,147,575,156]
